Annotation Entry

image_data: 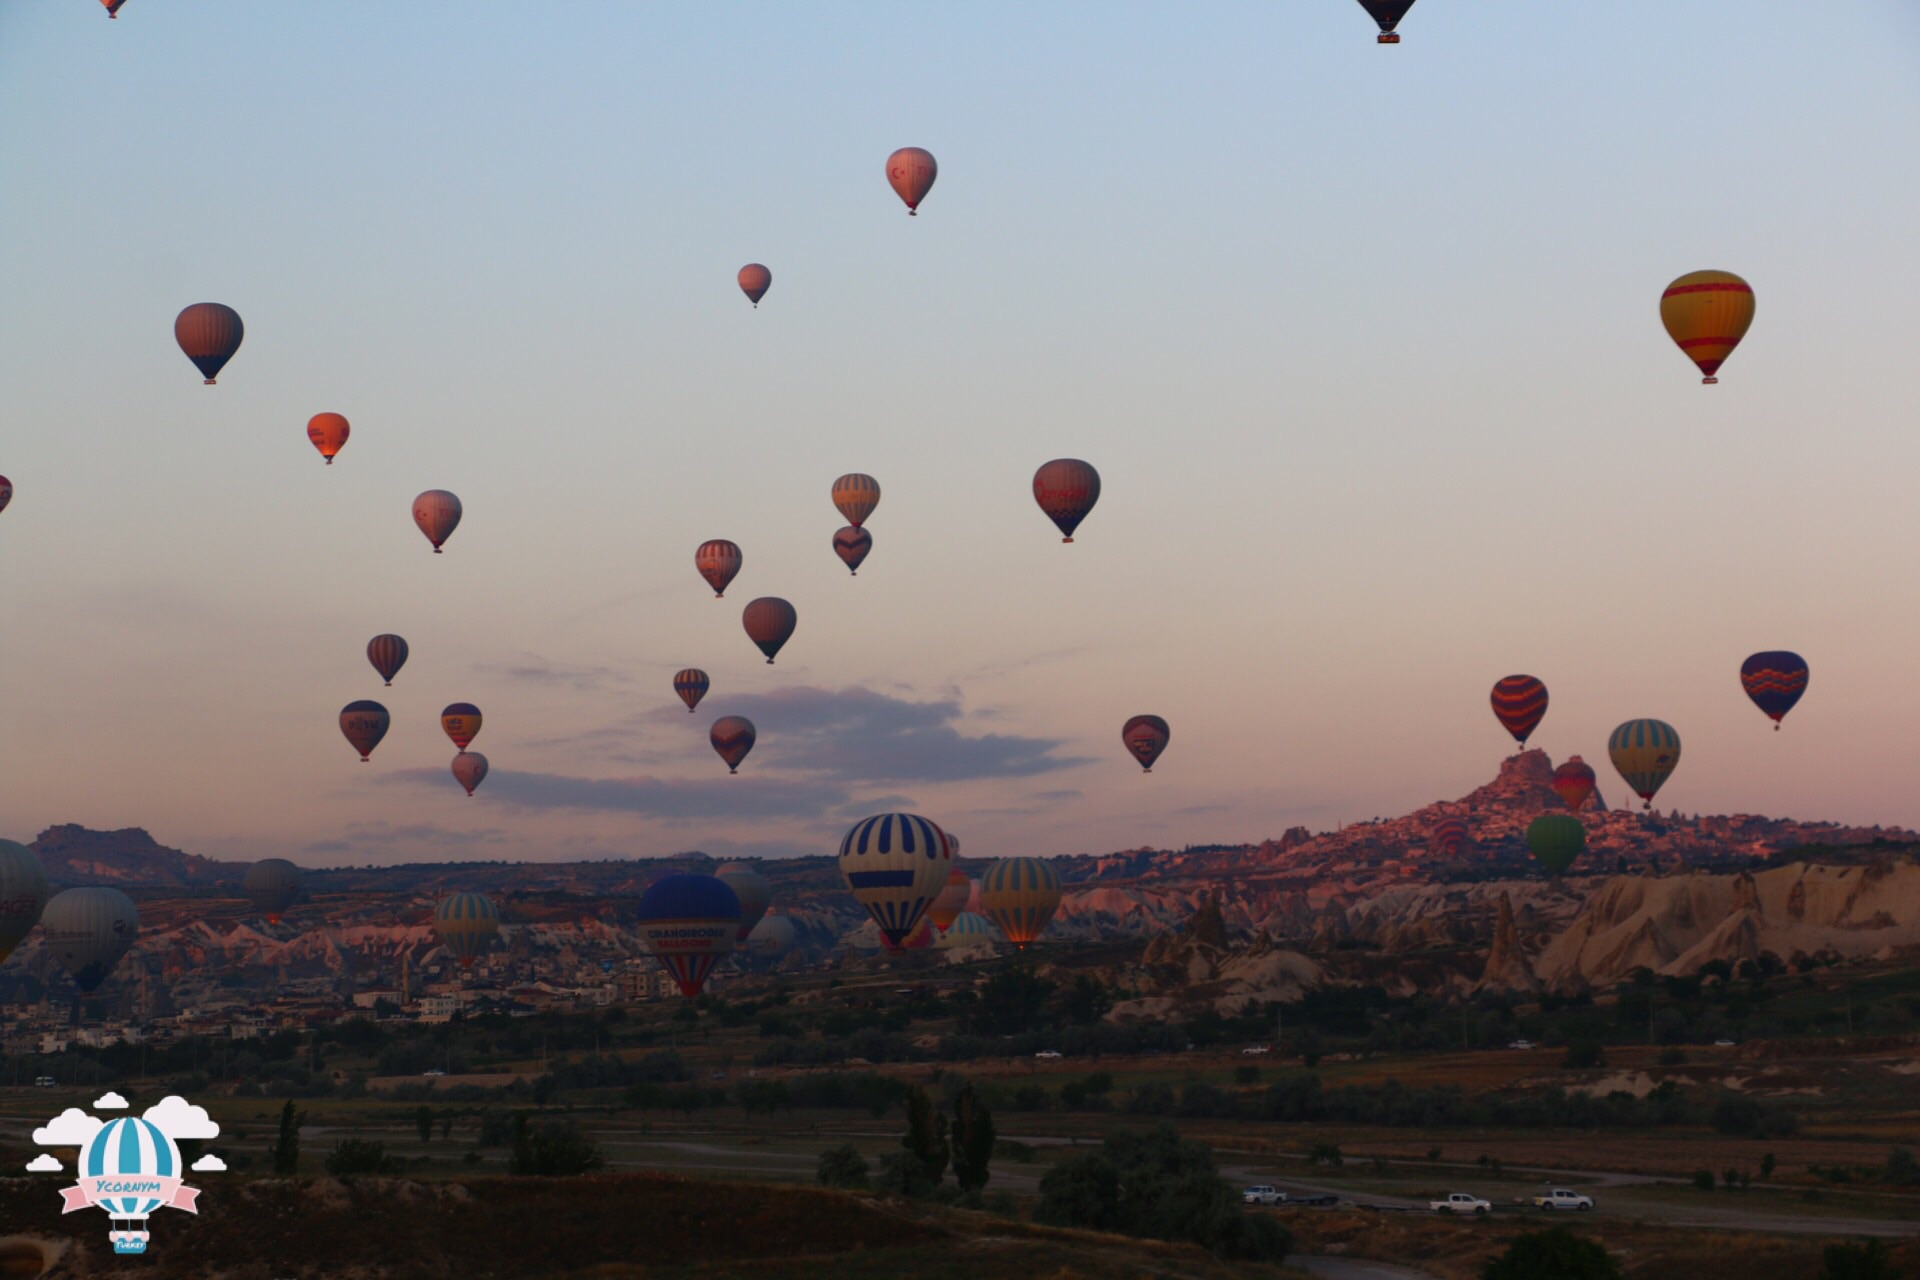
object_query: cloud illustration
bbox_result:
[191,1153,228,1172]
[25,1154,63,1172]
[144,1096,219,1140]
[34,1108,104,1147]
[92,1091,129,1110]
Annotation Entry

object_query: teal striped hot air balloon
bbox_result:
[433,893,499,968]
[936,911,997,951]
[1607,719,1681,809]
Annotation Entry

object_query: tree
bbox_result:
[1562,1041,1607,1069]
[901,1086,950,1183]
[1482,1228,1620,1280]
[971,967,1056,1035]
[1760,1152,1777,1180]
[416,1104,434,1143]
[1885,1147,1920,1186]
[508,1115,605,1176]
[1693,1169,1715,1191]
[326,1138,400,1176]
[1067,975,1113,1026]
[1821,1240,1896,1280]
[951,1084,997,1193]
[817,1143,869,1189]
[269,1099,305,1175]
[440,1110,454,1140]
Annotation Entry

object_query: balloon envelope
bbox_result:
[433,893,499,968]
[738,263,772,307]
[1608,719,1682,809]
[695,540,742,598]
[1550,756,1597,811]
[715,863,772,942]
[1741,651,1808,727]
[710,716,757,773]
[243,858,302,922]
[1357,0,1415,35]
[886,147,937,213]
[635,874,740,997]
[174,303,243,384]
[1430,816,1470,859]
[41,888,138,992]
[979,858,1063,951]
[1122,715,1170,772]
[673,668,710,713]
[1661,270,1754,384]
[928,868,971,933]
[413,490,462,552]
[833,526,872,574]
[452,751,489,796]
[1490,675,1548,747]
[742,597,796,663]
[1,475,14,515]
[832,474,881,527]
[1527,815,1586,876]
[307,413,349,464]
[0,839,51,964]
[838,813,953,947]
[1033,459,1101,542]
[746,913,797,960]
[936,911,997,951]
[367,634,409,686]
[340,700,390,761]
[442,702,483,752]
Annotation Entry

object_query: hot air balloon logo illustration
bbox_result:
[40,1095,222,1255]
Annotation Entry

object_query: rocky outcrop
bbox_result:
[1476,892,1540,993]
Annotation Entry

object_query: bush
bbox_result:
[1562,1041,1607,1069]
[877,1152,940,1199]
[816,1143,869,1189]
[1235,1065,1262,1085]
[996,1139,1038,1163]
[1659,1047,1689,1066]
[1481,1227,1620,1280]
[1821,1240,1897,1280]
[1711,1094,1771,1137]
[325,1138,400,1176]
[1308,1142,1344,1168]
[508,1116,605,1177]
[1693,1169,1715,1191]
[1886,1147,1920,1186]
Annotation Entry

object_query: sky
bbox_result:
[3,2,1919,868]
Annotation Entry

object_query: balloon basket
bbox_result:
[1378,33,1399,42]
[203,378,216,385]
[1702,376,1718,384]
[1062,537,1074,544]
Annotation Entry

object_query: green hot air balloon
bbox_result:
[0,839,52,965]
[1526,815,1585,876]
[244,858,303,923]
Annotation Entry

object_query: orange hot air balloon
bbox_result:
[1660,271,1754,384]
[832,473,881,527]
[1033,459,1101,542]
[710,716,757,773]
[833,526,872,575]
[367,634,409,686]
[340,700,390,761]
[928,867,970,934]
[306,413,350,465]
[175,303,244,384]
[673,668,710,713]
[102,0,128,15]
[452,751,489,796]
[742,597,796,663]
[1551,756,1597,811]
[442,702,483,752]
[738,264,772,307]
[886,147,937,215]
[695,540,742,598]
[413,490,462,553]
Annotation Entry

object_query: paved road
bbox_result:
[1292,1258,1439,1280]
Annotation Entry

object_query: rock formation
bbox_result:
[1475,892,1540,993]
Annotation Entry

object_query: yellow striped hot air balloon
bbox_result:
[837,813,953,947]
[979,857,1063,951]
[433,892,500,968]
[1607,719,1682,810]
[1660,271,1754,384]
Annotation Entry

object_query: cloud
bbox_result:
[479,656,630,692]
[34,1109,104,1147]
[302,822,511,857]
[25,1154,62,1172]
[191,1153,228,1172]
[144,1096,219,1140]
[92,1091,128,1110]
[389,769,851,821]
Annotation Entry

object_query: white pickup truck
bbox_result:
[1532,1188,1595,1211]
[1241,1185,1287,1206]
[1430,1192,1492,1215]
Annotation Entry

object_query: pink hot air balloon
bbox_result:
[710,716,756,774]
[0,476,11,516]
[413,490,462,553]
[1033,458,1101,543]
[367,634,409,686]
[886,147,937,215]
[738,264,772,308]
[340,700,390,762]
[695,540,742,598]
[833,526,872,575]
[452,751,489,796]
[742,597,796,664]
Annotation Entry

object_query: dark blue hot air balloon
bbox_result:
[1740,651,1808,729]
[634,874,740,997]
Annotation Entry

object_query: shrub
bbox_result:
[1821,1240,1897,1280]
[1235,1065,1262,1085]
[1659,1047,1689,1066]
[876,1152,939,1199]
[816,1143,869,1189]
[1562,1041,1607,1069]
[1885,1147,1920,1186]
[1481,1227,1620,1280]
[508,1116,605,1177]
[325,1138,399,1176]
[1692,1169,1714,1191]
[1308,1142,1344,1168]
[996,1139,1038,1163]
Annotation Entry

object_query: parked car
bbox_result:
[422,1069,446,1077]
[1242,1185,1287,1206]
[1241,1045,1271,1055]
[1507,1039,1535,1050]
[32,1076,55,1088]
[1431,1192,1492,1215]
[1532,1189,1595,1211]
[1034,1050,1063,1060]
[1713,1038,1737,1047]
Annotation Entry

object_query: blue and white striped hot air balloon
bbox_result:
[935,911,997,951]
[837,813,953,948]
[83,1116,180,1252]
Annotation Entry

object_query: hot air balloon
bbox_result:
[306,413,349,465]
[946,832,960,856]
[243,858,302,923]
[742,597,796,663]
[413,490,462,553]
[441,703,482,752]
[366,634,409,686]
[833,526,872,575]
[1490,675,1548,749]
[715,862,771,942]
[80,1115,180,1255]
[928,868,971,934]
[433,892,499,968]
[937,911,996,951]
[695,540,742,598]
[1661,271,1754,384]
[1608,719,1681,809]
[41,888,137,992]
[746,913,797,960]
[1550,756,1598,811]
[838,813,953,947]
[1741,651,1809,730]
[892,917,937,951]
[1357,0,1415,41]
[886,147,937,214]
[0,839,51,965]
[710,716,756,773]
[1033,459,1100,542]
[339,700,390,761]
[102,0,128,16]
[1122,715,1170,772]
[979,857,1063,952]
[452,751,489,796]
[1430,816,1470,859]
[0,476,12,515]
[1526,815,1585,876]
[673,668,710,713]
[738,263,772,308]
[174,303,243,384]
[832,474,881,527]
[634,874,740,997]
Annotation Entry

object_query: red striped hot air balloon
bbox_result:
[307,413,350,465]
[832,474,881,527]
[441,702,483,752]
[1122,715,1170,772]
[1661,271,1754,384]
[710,716,756,773]
[673,668,710,713]
[339,700,390,762]
[695,540,742,598]
[1033,459,1101,543]
[1431,816,1470,859]
[833,526,872,575]
[174,303,244,384]
[886,147,937,215]
[1490,675,1548,749]
[742,597,796,663]
[1550,756,1597,811]
[367,634,409,686]
[738,263,772,308]
[413,490,462,553]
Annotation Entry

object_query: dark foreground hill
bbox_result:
[0,1172,1299,1280]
